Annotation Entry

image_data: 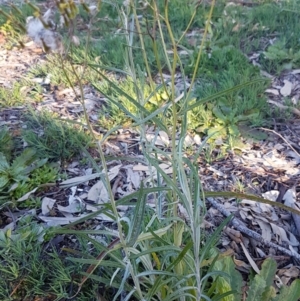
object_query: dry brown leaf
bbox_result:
[233,257,250,271]
[277,266,300,285]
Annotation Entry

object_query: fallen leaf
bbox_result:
[126,167,141,189]
[41,197,56,215]
[283,188,300,237]
[265,88,279,96]
[256,219,272,242]
[16,187,39,202]
[60,173,103,187]
[280,80,292,97]
[270,222,290,244]
[158,131,170,146]
[57,198,84,213]
[87,165,121,203]
[240,241,260,274]
[38,215,90,226]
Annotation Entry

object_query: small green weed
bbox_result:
[0,148,48,207]
[211,254,300,301]
[12,163,58,200]
[262,39,300,73]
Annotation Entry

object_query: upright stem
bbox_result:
[164,0,178,220]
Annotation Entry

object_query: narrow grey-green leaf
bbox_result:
[126,183,146,247]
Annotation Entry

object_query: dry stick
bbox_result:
[260,127,300,157]
[207,197,300,261]
[267,99,300,117]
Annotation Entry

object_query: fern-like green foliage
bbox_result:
[22,111,92,161]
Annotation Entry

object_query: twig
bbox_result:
[267,99,300,117]
[260,127,300,157]
[207,197,300,261]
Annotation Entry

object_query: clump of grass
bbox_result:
[22,111,93,161]
[0,80,43,108]
[0,82,27,107]
[0,2,36,48]
[0,126,13,160]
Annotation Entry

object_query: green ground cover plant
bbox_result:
[0,80,43,107]
[1,0,300,300]
[0,127,13,160]
[0,148,48,208]
[209,1,300,74]
[0,216,100,300]
[22,110,93,161]
[0,1,36,48]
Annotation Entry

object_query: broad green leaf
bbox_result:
[207,125,226,138]
[0,175,9,189]
[228,124,240,136]
[246,275,266,301]
[221,257,243,301]
[0,152,9,172]
[11,148,36,172]
[262,286,276,301]
[23,158,48,174]
[146,240,194,300]
[273,279,300,301]
[214,276,235,301]
[213,106,226,121]
[260,258,277,288]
